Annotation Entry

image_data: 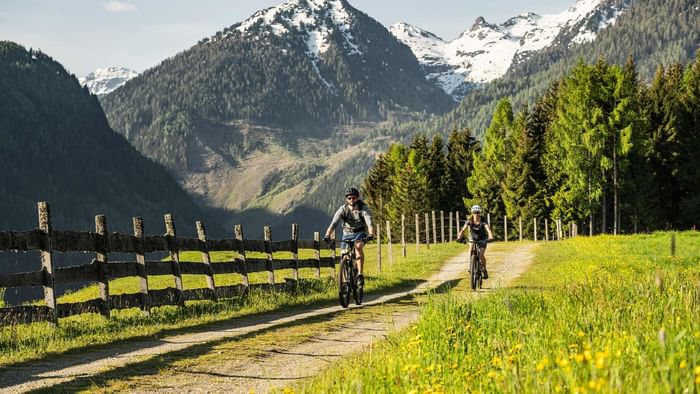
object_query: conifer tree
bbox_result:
[445,128,479,212]
[467,99,513,218]
[678,51,700,225]
[645,63,684,227]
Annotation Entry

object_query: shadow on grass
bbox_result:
[1,276,433,390]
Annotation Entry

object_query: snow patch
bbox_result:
[392,0,628,100]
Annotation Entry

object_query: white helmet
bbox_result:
[471,205,482,213]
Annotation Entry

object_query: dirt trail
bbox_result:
[0,242,537,393]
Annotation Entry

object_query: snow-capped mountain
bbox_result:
[79,67,138,96]
[391,0,631,100]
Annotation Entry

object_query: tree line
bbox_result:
[362,129,479,241]
[364,53,700,236]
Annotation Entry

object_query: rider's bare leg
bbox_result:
[479,245,488,277]
[355,240,364,274]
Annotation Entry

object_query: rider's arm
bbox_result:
[324,206,344,238]
[485,223,494,240]
[457,221,469,240]
[361,205,374,236]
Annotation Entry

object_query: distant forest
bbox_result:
[364,54,700,236]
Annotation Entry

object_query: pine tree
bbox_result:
[425,134,447,209]
[678,51,700,225]
[444,128,479,212]
[645,63,684,228]
[467,99,513,218]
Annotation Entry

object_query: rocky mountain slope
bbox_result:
[390,0,632,100]
[79,67,138,96]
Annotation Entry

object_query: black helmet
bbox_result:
[345,187,360,197]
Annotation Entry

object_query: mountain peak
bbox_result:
[79,67,138,96]
[469,16,495,32]
[392,0,631,100]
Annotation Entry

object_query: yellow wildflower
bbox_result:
[679,360,687,369]
[583,350,592,361]
[491,356,503,367]
[536,357,550,371]
[487,371,497,378]
[577,331,585,338]
[595,356,605,369]
[694,365,700,374]
[574,353,585,363]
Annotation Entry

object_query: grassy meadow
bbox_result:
[301,232,700,393]
[0,241,464,366]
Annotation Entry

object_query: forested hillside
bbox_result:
[366,53,700,234]
[386,0,700,140]
[101,0,453,173]
[0,42,207,233]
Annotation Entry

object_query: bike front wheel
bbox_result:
[352,267,363,306]
[470,254,480,291]
[338,257,352,308]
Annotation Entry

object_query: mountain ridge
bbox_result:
[390,0,631,100]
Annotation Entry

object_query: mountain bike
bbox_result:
[465,238,492,291]
[469,239,494,291]
[337,233,368,308]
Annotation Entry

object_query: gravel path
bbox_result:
[0,242,537,393]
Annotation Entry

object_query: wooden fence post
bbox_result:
[432,210,437,245]
[95,214,111,317]
[386,220,393,265]
[37,202,57,324]
[235,224,249,287]
[556,219,562,241]
[440,210,445,243]
[265,226,275,284]
[504,216,508,242]
[534,218,538,242]
[133,217,150,314]
[401,214,406,258]
[449,212,453,241]
[291,223,299,281]
[164,214,185,307]
[424,212,430,249]
[456,211,460,240]
[377,222,382,272]
[545,219,549,241]
[196,220,217,301]
[329,230,336,278]
[314,232,321,279]
[671,233,676,256]
[519,217,523,242]
[415,213,420,253]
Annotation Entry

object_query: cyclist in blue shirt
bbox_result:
[324,187,374,285]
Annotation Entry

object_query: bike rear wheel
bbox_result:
[338,257,351,308]
[470,253,480,291]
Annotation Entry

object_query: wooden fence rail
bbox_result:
[0,202,336,326]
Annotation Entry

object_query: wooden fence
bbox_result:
[0,202,336,326]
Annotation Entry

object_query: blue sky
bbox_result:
[0,0,574,76]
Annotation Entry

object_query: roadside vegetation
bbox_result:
[0,242,464,366]
[302,232,700,393]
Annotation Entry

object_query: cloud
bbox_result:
[103,1,137,13]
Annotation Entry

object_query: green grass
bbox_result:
[301,232,700,393]
[0,242,464,366]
